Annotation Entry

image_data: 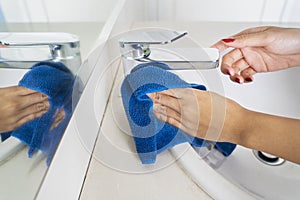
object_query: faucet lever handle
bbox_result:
[119,30,188,47]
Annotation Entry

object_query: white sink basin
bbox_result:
[170,67,300,200]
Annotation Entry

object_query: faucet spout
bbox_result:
[119,29,219,74]
[0,32,81,74]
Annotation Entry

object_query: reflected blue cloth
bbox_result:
[2,62,74,165]
[121,62,236,164]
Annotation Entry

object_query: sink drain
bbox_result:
[253,150,285,166]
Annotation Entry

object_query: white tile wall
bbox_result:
[0,0,118,22]
[0,0,31,22]
[281,0,300,22]
[261,0,286,22]
[174,0,265,21]
[145,0,300,22]
[1,0,300,23]
[25,0,49,22]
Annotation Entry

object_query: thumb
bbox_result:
[222,31,270,48]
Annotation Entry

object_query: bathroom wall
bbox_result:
[144,0,300,22]
[2,0,300,23]
[0,0,118,22]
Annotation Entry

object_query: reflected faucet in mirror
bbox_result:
[0,32,81,74]
[0,32,82,165]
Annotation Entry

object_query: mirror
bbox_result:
[0,0,117,199]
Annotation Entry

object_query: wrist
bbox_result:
[286,54,300,68]
[222,99,251,144]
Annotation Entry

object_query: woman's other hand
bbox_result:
[212,26,300,83]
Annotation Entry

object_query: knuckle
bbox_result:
[30,91,47,101]
[154,92,160,101]
[35,101,50,111]
[35,103,44,111]
[36,93,46,100]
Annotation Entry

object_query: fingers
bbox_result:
[152,103,182,129]
[221,48,257,83]
[7,86,48,107]
[12,104,65,132]
[8,86,40,96]
[240,67,256,82]
[232,26,270,38]
[51,108,66,130]
[224,33,269,49]
[14,100,50,124]
[16,86,39,95]
[13,105,65,132]
[226,66,256,84]
[12,108,49,132]
[213,26,273,84]
[147,90,200,136]
[147,90,181,113]
[21,91,48,107]
[212,26,271,51]
[147,90,183,128]
[20,100,50,117]
[211,41,228,52]
[220,48,244,75]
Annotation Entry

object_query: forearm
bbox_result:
[236,109,300,164]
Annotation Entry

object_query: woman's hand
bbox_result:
[212,26,300,83]
[50,108,65,130]
[147,88,246,143]
[0,86,50,133]
[148,88,300,164]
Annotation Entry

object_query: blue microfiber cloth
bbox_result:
[121,62,236,164]
[2,61,74,165]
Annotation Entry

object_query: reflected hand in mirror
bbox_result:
[50,108,66,130]
[0,86,50,133]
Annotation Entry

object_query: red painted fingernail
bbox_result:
[222,38,235,43]
[235,77,241,83]
[245,77,253,82]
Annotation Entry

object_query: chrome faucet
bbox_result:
[119,29,219,74]
[0,32,81,74]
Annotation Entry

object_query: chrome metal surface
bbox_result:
[253,150,285,166]
[119,30,219,74]
[0,32,81,74]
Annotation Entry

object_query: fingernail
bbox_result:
[227,69,234,76]
[41,94,48,99]
[245,77,253,82]
[222,38,235,43]
[235,77,241,84]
